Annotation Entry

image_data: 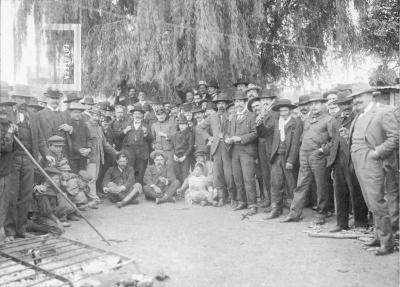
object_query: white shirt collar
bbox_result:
[47,105,60,112]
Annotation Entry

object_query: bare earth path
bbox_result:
[66,198,399,287]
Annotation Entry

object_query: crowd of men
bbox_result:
[0,77,398,256]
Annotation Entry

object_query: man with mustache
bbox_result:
[199,93,235,207]
[281,92,338,225]
[226,91,258,214]
[143,150,180,204]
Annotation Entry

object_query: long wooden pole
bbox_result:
[13,135,111,246]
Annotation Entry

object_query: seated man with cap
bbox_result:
[143,150,180,204]
[103,152,143,208]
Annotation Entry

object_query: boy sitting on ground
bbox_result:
[177,162,217,206]
[103,152,142,208]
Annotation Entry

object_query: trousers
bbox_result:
[172,157,191,184]
[231,145,257,206]
[258,139,271,202]
[332,149,368,228]
[351,148,393,248]
[0,175,14,228]
[212,142,235,200]
[144,179,180,200]
[5,153,34,237]
[86,163,100,201]
[289,150,330,218]
[270,154,296,207]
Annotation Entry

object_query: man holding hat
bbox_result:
[348,83,399,255]
[226,90,258,214]
[264,99,303,219]
[326,91,369,233]
[4,87,54,241]
[121,104,153,184]
[143,150,180,204]
[199,92,235,206]
[66,102,91,173]
[282,92,338,225]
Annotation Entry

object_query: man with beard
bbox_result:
[327,92,369,232]
[103,152,142,208]
[151,108,175,160]
[0,93,18,242]
[348,83,398,256]
[200,93,235,206]
[122,105,153,184]
[226,91,258,214]
[111,105,129,151]
[67,102,91,173]
[143,150,180,204]
[295,94,312,121]
[281,93,338,225]
[207,80,219,101]
[264,99,303,219]
[5,89,54,241]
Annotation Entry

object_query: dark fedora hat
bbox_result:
[64,92,83,103]
[177,115,188,124]
[233,76,249,87]
[44,87,63,98]
[129,104,145,114]
[295,94,311,106]
[247,96,261,112]
[232,90,247,101]
[272,99,297,111]
[27,97,44,111]
[0,90,17,106]
[212,92,232,103]
[68,102,86,111]
[334,92,353,105]
[306,92,327,103]
[97,101,114,111]
[208,79,219,89]
[260,88,278,99]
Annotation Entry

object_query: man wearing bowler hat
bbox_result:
[226,90,258,214]
[295,94,312,121]
[121,104,153,184]
[326,91,369,233]
[233,76,250,92]
[348,83,399,255]
[282,92,338,225]
[264,99,303,219]
[200,92,236,207]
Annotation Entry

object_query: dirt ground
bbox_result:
[65,197,399,287]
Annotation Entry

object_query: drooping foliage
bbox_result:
[13,0,399,100]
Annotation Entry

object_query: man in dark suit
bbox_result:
[226,91,258,214]
[348,83,399,256]
[111,105,129,151]
[121,105,153,184]
[4,91,55,241]
[327,92,368,232]
[264,99,303,219]
[66,102,91,173]
[37,88,70,145]
[200,93,235,207]
[282,93,338,225]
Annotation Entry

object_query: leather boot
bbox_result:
[234,202,247,211]
[264,208,281,220]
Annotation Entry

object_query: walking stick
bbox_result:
[13,135,112,246]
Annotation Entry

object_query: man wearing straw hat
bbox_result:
[281,92,338,225]
[348,83,399,256]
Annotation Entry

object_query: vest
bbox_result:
[351,115,369,153]
[17,118,33,153]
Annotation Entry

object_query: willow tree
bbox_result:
[14,0,395,100]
